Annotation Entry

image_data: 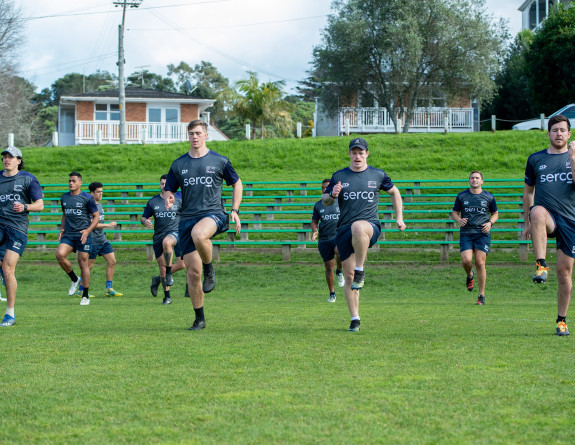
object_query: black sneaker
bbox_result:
[203,268,216,293]
[476,295,485,305]
[351,270,365,290]
[466,271,474,292]
[348,319,361,332]
[188,319,206,330]
[150,276,160,297]
[162,296,172,305]
[165,273,174,287]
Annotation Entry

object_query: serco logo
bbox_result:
[322,214,339,220]
[0,193,21,202]
[343,191,376,201]
[156,211,177,219]
[65,208,83,215]
[539,165,547,171]
[183,176,214,187]
[540,171,573,184]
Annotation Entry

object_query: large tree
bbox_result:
[524,3,575,115]
[311,0,508,133]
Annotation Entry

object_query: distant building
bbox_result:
[519,0,570,31]
[57,87,228,146]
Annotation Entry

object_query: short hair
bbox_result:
[469,170,483,179]
[88,182,103,192]
[69,171,82,180]
[160,174,168,181]
[322,178,331,184]
[187,119,208,132]
[548,114,571,131]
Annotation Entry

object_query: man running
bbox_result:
[141,174,186,305]
[312,178,344,303]
[164,119,242,330]
[55,172,99,306]
[323,137,405,332]
[0,146,44,326]
[78,181,123,298]
[451,171,498,306]
[523,114,575,336]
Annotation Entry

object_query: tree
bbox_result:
[48,71,116,106]
[233,72,294,139]
[483,30,535,129]
[524,3,575,115]
[127,70,175,92]
[0,0,24,65]
[311,0,508,133]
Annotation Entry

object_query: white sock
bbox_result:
[354,266,364,272]
[351,316,360,321]
[6,307,15,318]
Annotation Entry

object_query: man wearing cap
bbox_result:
[323,137,406,332]
[0,146,44,327]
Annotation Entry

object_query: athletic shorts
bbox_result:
[179,213,229,257]
[60,233,93,255]
[89,241,114,260]
[542,208,575,259]
[152,231,181,260]
[335,222,381,262]
[318,238,337,262]
[459,232,491,254]
[0,225,28,256]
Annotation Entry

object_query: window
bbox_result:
[95,103,120,121]
[560,106,575,119]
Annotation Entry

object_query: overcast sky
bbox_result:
[18,0,524,94]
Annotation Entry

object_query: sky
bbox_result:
[17,0,524,95]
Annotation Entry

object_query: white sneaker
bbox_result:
[80,296,90,306]
[68,278,81,296]
[328,294,336,303]
[336,271,345,288]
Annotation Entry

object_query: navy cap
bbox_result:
[349,137,368,151]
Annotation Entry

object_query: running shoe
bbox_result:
[0,314,15,327]
[162,296,172,305]
[150,276,160,297]
[105,289,123,297]
[80,296,90,306]
[336,271,345,288]
[203,268,216,293]
[476,295,485,305]
[348,319,360,332]
[351,270,365,290]
[556,321,570,336]
[68,278,81,296]
[165,273,174,287]
[533,262,549,284]
[188,319,206,330]
[466,271,475,292]
[328,293,336,303]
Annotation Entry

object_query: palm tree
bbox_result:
[233,72,293,139]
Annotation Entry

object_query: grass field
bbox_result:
[2,256,574,444]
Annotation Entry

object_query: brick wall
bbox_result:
[77,102,94,120]
[126,102,146,122]
[181,104,199,123]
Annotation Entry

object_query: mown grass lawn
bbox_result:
[2,258,573,444]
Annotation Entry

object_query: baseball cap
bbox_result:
[1,146,22,158]
[349,137,368,151]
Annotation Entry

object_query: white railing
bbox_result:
[75,121,190,145]
[339,107,474,133]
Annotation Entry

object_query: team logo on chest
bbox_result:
[206,166,216,174]
[368,181,376,188]
[14,184,23,192]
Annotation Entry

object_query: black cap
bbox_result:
[349,137,368,151]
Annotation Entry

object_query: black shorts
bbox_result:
[335,222,381,262]
[317,238,337,262]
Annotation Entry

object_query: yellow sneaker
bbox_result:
[105,289,123,297]
[556,321,570,336]
[533,262,549,284]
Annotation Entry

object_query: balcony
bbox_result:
[74,121,191,145]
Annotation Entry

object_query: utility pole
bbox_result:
[114,0,142,144]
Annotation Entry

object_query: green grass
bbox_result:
[2,258,574,444]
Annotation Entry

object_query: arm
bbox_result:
[451,210,467,227]
[322,181,341,206]
[386,186,406,231]
[481,211,499,234]
[230,179,243,234]
[522,184,535,240]
[80,211,100,244]
[163,191,175,210]
[311,220,319,242]
[141,216,153,229]
[59,211,65,241]
[13,198,44,214]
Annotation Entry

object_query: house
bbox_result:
[57,87,228,146]
[519,0,570,30]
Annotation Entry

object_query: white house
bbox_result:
[57,87,228,146]
[519,0,570,30]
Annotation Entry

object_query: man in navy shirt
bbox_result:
[523,114,575,336]
[323,137,406,332]
[0,146,44,327]
[312,178,344,303]
[164,120,243,330]
[55,172,99,306]
[452,171,498,306]
[141,174,186,305]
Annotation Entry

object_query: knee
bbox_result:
[530,207,548,224]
